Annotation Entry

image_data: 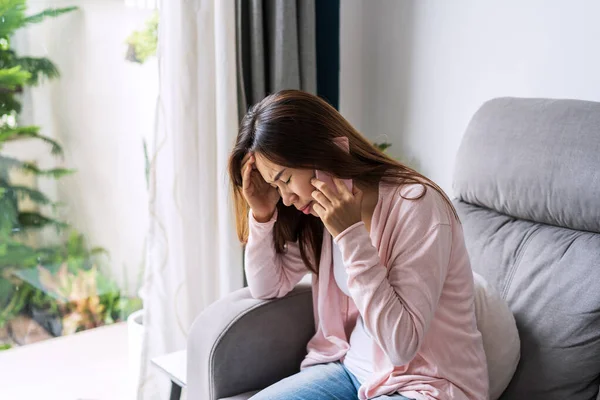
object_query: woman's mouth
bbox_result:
[299,202,313,214]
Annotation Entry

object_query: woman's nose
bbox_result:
[281,190,297,207]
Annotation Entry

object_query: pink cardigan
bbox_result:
[245,182,489,400]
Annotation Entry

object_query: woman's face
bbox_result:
[254,153,318,216]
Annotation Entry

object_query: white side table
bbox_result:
[151,350,187,400]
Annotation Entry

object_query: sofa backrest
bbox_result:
[453,97,600,400]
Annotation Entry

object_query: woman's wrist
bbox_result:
[252,210,275,223]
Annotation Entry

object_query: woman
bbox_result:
[228,90,488,400]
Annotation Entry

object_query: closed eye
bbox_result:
[271,176,290,191]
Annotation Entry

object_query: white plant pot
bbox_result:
[128,309,145,399]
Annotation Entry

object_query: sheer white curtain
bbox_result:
[138,0,243,398]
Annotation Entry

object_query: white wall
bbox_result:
[341,0,600,194]
[7,1,157,294]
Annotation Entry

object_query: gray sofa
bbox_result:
[187,98,600,400]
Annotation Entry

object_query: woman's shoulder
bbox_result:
[378,181,454,228]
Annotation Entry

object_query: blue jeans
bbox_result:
[248,362,413,400]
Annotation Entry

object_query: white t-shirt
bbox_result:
[332,240,374,384]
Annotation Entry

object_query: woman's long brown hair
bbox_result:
[228,90,457,275]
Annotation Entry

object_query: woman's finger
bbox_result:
[311,189,332,210]
[311,201,326,218]
[241,153,257,176]
[242,162,253,190]
[311,178,337,203]
[241,152,252,168]
[252,172,267,190]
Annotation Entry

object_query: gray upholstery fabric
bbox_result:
[235,0,316,117]
[454,97,600,233]
[454,97,600,400]
[219,390,259,400]
[187,284,314,400]
[456,201,600,399]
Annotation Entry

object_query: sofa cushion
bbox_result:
[457,200,600,400]
[473,272,520,400]
[454,97,600,233]
[219,390,259,400]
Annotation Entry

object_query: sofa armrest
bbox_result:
[187,283,314,400]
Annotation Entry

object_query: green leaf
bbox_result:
[23,7,78,25]
[27,245,65,267]
[373,142,392,152]
[0,125,39,140]
[90,247,109,256]
[0,241,39,269]
[13,56,60,86]
[66,231,84,255]
[0,156,74,179]
[0,0,27,38]
[96,273,118,295]
[125,11,158,64]
[0,126,63,156]
[0,48,17,68]
[20,163,75,178]
[6,185,52,206]
[0,277,14,307]
[0,65,30,89]
[115,296,143,320]
[17,211,68,231]
[0,92,21,115]
[0,49,60,87]
[0,187,18,238]
[143,139,150,190]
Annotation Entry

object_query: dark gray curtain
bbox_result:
[315,0,340,110]
[236,0,317,119]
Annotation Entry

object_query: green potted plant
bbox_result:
[125,10,158,64]
[14,257,142,337]
[13,231,108,336]
[0,0,79,334]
